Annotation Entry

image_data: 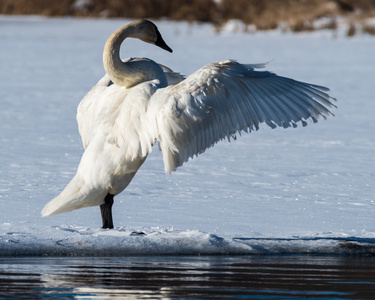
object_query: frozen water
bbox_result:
[0,16,374,255]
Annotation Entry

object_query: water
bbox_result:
[1,256,374,299]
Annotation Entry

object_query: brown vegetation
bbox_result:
[1,0,375,33]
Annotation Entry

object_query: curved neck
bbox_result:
[103,24,166,88]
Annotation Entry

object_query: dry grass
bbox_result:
[0,0,73,16]
[1,0,375,34]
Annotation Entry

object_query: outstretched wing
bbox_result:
[152,60,336,173]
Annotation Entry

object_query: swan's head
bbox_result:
[103,20,172,88]
[129,19,173,53]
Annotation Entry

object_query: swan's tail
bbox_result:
[41,175,107,217]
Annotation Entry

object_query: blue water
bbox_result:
[1,255,374,299]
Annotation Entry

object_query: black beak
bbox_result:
[155,28,173,53]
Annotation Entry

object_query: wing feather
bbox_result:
[252,78,298,128]
[152,60,336,173]
[270,81,316,124]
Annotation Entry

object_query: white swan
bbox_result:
[42,19,336,229]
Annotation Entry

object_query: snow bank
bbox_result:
[1,224,374,256]
[0,225,246,256]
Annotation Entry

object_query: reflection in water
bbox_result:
[0,256,375,299]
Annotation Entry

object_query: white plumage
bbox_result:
[41,20,336,228]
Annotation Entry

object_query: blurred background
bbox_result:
[1,0,375,36]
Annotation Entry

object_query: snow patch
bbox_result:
[1,225,375,256]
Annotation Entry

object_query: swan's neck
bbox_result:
[103,24,166,88]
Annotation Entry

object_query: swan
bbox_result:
[41,19,336,229]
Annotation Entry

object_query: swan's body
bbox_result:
[42,20,336,228]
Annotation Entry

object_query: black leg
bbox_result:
[100,193,114,229]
